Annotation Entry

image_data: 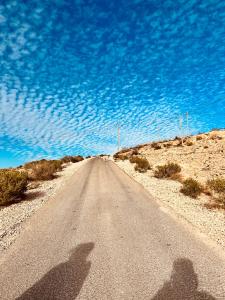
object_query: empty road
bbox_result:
[0,158,225,299]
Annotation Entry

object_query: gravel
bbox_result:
[116,160,225,250]
[0,160,87,253]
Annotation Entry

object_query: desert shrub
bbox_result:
[186,140,193,146]
[113,153,128,160]
[151,142,161,150]
[28,161,61,181]
[51,160,63,171]
[71,155,84,163]
[210,134,219,140]
[154,162,181,179]
[180,178,203,198]
[129,155,139,164]
[61,156,72,163]
[176,140,183,147]
[207,178,225,194]
[24,159,47,170]
[0,170,28,205]
[133,157,151,173]
[61,155,83,163]
[164,143,172,148]
[132,149,139,155]
[119,155,128,161]
[196,136,203,141]
[205,178,225,209]
[204,145,208,149]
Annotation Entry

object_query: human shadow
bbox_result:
[17,242,94,300]
[152,258,216,300]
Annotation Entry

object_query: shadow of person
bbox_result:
[17,242,94,300]
[152,258,216,300]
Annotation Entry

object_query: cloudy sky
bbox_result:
[1,0,225,167]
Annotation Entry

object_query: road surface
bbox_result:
[0,158,225,299]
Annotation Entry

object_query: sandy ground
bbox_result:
[0,160,87,252]
[115,160,225,250]
[119,130,225,184]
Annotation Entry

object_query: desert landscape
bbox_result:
[114,129,225,250]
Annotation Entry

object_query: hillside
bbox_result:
[118,129,225,184]
[114,129,225,250]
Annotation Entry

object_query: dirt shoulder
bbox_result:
[115,159,225,250]
[0,160,87,252]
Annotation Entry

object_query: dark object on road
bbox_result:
[17,243,94,300]
[152,258,215,300]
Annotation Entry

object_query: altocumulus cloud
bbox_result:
[1,0,225,166]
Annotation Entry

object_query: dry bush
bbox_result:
[204,202,225,210]
[186,140,194,146]
[113,153,128,160]
[180,178,203,198]
[131,156,151,173]
[204,178,225,210]
[204,145,209,149]
[207,178,225,194]
[154,162,181,179]
[151,142,161,150]
[61,155,83,163]
[196,136,203,141]
[24,159,47,170]
[129,155,139,163]
[164,143,172,148]
[71,155,84,162]
[119,155,129,161]
[176,140,183,147]
[132,149,139,155]
[27,160,63,181]
[0,170,28,205]
[210,134,219,140]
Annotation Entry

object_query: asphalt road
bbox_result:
[0,158,225,299]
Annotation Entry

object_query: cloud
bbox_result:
[1,0,225,165]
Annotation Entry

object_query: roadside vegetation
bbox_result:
[129,156,151,173]
[0,170,28,205]
[154,162,181,179]
[25,160,63,181]
[180,178,203,198]
[205,178,225,209]
[0,155,84,206]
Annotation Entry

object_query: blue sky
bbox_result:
[1,0,225,168]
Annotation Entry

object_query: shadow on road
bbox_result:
[152,258,215,300]
[17,242,94,300]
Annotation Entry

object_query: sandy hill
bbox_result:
[118,129,225,184]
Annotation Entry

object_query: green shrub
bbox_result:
[180,178,203,198]
[0,170,28,205]
[154,162,181,179]
[207,178,225,194]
